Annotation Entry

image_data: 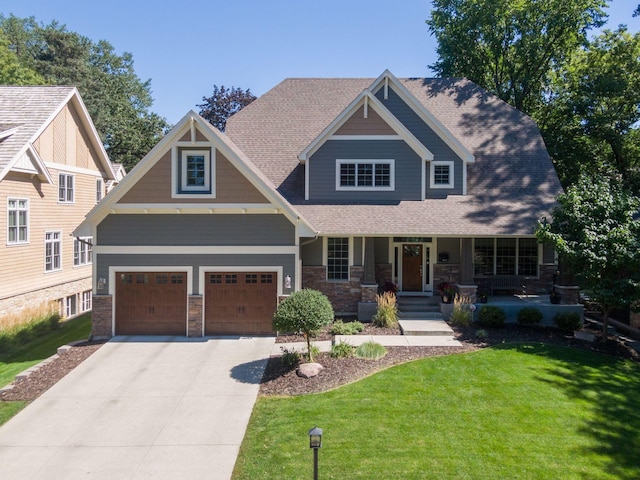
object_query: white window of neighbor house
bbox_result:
[65,294,77,318]
[96,178,104,202]
[7,198,29,244]
[81,290,92,311]
[430,161,454,189]
[74,237,93,266]
[58,173,75,203]
[45,231,62,272]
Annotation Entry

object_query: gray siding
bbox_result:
[301,237,323,265]
[542,243,556,264]
[96,253,296,295]
[376,87,465,197]
[373,237,389,263]
[353,237,363,266]
[97,214,295,246]
[308,140,422,201]
[437,238,461,264]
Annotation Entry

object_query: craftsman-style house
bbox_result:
[75,70,562,337]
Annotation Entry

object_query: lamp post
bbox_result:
[308,426,322,480]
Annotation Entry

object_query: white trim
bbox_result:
[58,173,75,203]
[329,135,402,141]
[109,266,193,337]
[323,236,352,282]
[73,236,93,267]
[369,70,475,164]
[0,125,19,140]
[198,266,283,296]
[95,245,299,255]
[44,230,62,273]
[430,161,455,189]
[171,146,216,199]
[44,161,108,178]
[335,159,395,191]
[7,197,29,245]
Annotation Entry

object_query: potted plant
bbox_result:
[477,288,489,303]
[438,281,458,304]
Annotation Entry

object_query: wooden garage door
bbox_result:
[115,272,187,335]
[205,272,277,335]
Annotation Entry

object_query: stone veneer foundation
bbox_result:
[188,295,203,337]
[92,295,113,339]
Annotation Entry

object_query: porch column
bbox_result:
[363,237,376,284]
[460,238,474,284]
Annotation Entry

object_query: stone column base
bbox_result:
[361,284,379,303]
[456,284,478,303]
[555,285,580,305]
[188,295,203,337]
[92,295,113,339]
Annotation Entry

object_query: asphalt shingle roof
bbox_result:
[0,86,74,178]
[222,77,563,236]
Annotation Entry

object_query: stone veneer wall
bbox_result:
[375,264,392,288]
[302,266,365,314]
[92,295,112,339]
[0,277,92,318]
[188,295,203,337]
[434,264,461,289]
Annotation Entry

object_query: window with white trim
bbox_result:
[7,198,28,244]
[65,294,77,317]
[81,291,92,311]
[327,237,349,280]
[430,161,454,189]
[473,238,539,276]
[96,178,104,202]
[45,231,62,272]
[59,173,74,203]
[74,237,93,266]
[180,149,211,193]
[336,160,394,190]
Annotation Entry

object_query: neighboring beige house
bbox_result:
[0,86,116,319]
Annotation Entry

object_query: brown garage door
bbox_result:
[115,272,187,335]
[205,272,277,335]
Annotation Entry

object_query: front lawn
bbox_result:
[0,313,91,425]
[233,343,640,479]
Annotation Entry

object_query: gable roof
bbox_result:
[0,86,115,182]
[74,111,317,237]
[226,72,563,236]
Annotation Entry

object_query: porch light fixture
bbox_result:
[309,426,322,479]
[97,277,106,289]
[285,275,292,289]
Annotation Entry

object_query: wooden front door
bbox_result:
[402,244,423,291]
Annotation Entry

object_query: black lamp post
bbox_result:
[309,426,322,480]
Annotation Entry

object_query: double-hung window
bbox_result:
[59,173,74,203]
[181,149,211,193]
[74,237,93,266]
[7,198,28,244]
[327,237,349,280]
[45,231,62,272]
[337,160,394,190]
[96,178,104,202]
[430,161,454,189]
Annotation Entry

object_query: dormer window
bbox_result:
[430,161,454,189]
[336,159,394,191]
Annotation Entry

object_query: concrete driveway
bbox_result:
[0,335,275,480]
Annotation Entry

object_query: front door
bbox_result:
[402,244,423,291]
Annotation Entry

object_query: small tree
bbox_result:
[272,289,333,362]
[536,175,640,340]
[197,84,256,132]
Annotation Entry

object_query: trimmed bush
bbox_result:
[372,292,398,328]
[330,320,364,336]
[273,289,334,362]
[554,312,582,332]
[477,306,506,328]
[330,341,355,358]
[355,341,387,360]
[517,307,543,326]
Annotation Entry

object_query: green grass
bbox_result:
[0,313,91,425]
[233,343,640,479]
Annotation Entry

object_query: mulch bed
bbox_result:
[2,322,638,403]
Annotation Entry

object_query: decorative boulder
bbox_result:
[297,363,324,378]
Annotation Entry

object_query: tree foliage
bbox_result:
[535,175,640,338]
[0,15,169,170]
[272,289,334,362]
[198,85,256,132]
[427,0,607,113]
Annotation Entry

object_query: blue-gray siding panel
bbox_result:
[308,140,422,201]
[301,237,323,265]
[96,253,296,295]
[375,87,464,197]
[97,214,295,246]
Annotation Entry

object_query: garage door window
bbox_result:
[136,274,148,284]
[261,274,273,284]
[246,274,258,284]
[225,274,237,284]
[171,274,184,284]
[156,274,168,284]
[210,274,222,284]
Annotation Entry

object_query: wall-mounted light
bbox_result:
[284,275,292,289]
[97,277,107,290]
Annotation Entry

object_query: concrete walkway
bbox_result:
[0,335,275,480]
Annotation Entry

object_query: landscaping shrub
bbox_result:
[330,341,355,358]
[450,295,473,326]
[477,306,506,328]
[273,289,334,362]
[330,320,364,335]
[475,328,489,340]
[280,346,302,367]
[372,292,398,328]
[517,307,543,326]
[554,312,582,332]
[355,341,387,360]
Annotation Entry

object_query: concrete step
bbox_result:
[398,304,441,313]
[399,319,454,336]
[398,311,444,320]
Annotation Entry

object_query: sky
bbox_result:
[2,0,639,125]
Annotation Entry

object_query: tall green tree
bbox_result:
[0,15,169,170]
[427,0,607,113]
[198,85,256,132]
[0,33,43,84]
[536,175,640,339]
[539,27,640,190]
